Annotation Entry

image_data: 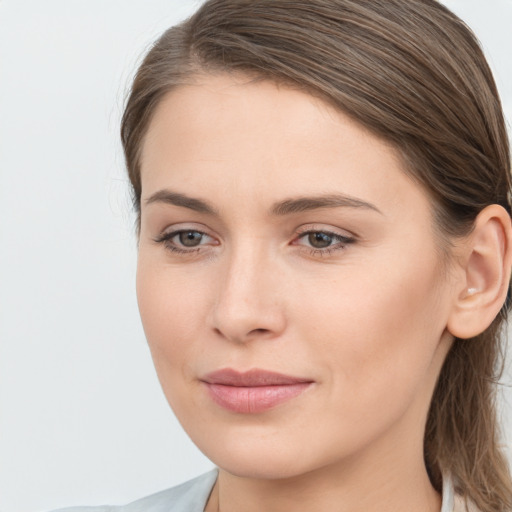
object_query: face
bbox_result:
[137,74,457,480]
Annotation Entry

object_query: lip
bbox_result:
[201,368,314,414]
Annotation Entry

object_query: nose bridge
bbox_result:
[211,236,284,342]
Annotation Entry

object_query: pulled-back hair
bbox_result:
[121,1,512,510]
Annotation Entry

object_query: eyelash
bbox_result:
[153,229,215,254]
[293,229,355,256]
[153,228,355,256]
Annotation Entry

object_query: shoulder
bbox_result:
[453,494,481,512]
[453,495,481,512]
[50,470,218,512]
[443,474,481,512]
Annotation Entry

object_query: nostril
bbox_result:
[248,328,271,336]
[213,326,272,342]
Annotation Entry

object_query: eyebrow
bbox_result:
[145,189,217,215]
[271,194,382,216]
[144,189,381,216]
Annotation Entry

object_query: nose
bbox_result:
[210,242,286,344]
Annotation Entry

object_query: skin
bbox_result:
[136,74,463,512]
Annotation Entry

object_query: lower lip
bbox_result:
[204,383,312,413]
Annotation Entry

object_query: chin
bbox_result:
[188,423,349,482]
[208,451,308,481]
[187,427,306,479]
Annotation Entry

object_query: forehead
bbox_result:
[140,73,430,221]
[141,72,395,163]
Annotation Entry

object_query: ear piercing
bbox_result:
[467,287,478,296]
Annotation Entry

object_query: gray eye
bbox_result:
[178,231,204,247]
[308,232,333,248]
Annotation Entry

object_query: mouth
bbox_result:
[201,368,314,414]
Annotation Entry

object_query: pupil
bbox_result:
[180,231,202,247]
[309,232,332,248]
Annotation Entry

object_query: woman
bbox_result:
[57,0,512,511]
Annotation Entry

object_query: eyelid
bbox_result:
[153,223,220,252]
[155,222,216,239]
[293,231,354,246]
[155,229,214,243]
[293,224,356,240]
[291,224,357,256]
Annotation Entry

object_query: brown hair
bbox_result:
[121,1,512,510]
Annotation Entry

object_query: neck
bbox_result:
[205,416,442,512]
[209,463,440,512]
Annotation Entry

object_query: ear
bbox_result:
[447,205,512,339]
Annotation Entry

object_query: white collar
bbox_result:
[441,473,455,512]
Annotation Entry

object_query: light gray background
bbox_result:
[0,1,511,511]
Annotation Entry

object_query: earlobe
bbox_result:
[447,205,512,340]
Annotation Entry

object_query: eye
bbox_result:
[177,230,205,247]
[154,228,217,253]
[293,229,355,254]
[306,232,337,249]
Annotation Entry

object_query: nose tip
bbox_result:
[212,294,286,344]
[209,256,286,344]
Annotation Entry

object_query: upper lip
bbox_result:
[202,368,313,387]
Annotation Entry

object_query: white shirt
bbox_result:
[51,469,471,512]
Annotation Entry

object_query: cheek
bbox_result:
[293,251,448,414]
[135,256,209,389]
